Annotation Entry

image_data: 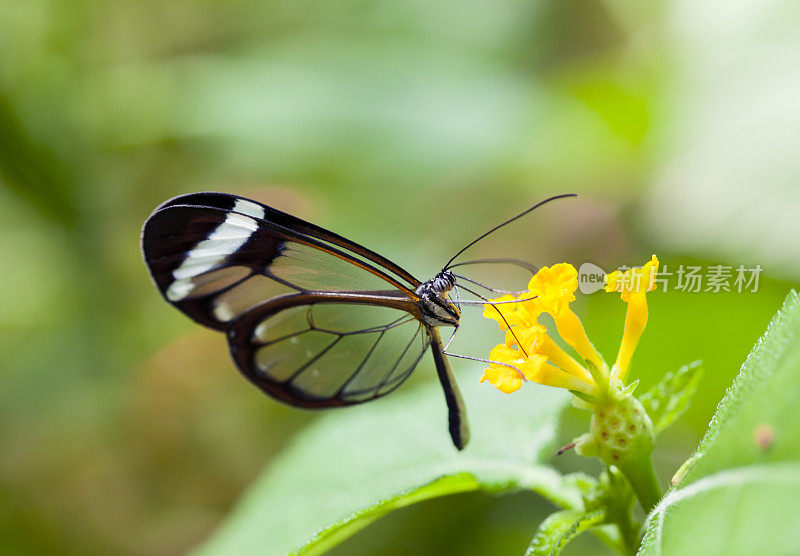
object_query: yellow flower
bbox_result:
[481,254,665,510]
[482,294,516,330]
[479,344,527,393]
[527,263,578,314]
[606,254,659,301]
[526,263,603,370]
[480,255,659,397]
[480,343,593,395]
[504,324,593,385]
[480,365,525,394]
[483,294,540,332]
[606,255,659,381]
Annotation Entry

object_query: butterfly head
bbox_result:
[416,271,460,327]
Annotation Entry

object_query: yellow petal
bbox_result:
[481,346,527,394]
[527,263,578,315]
[613,291,648,381]
[504,323,547,350]
[514,353,547,380]
[480,366,523,394]
[606,255,658,380]
[523,357,595,394]
[606,255,659,302]
[552,307,604,372]
[489,342,522,363]
[517,293,544,322]
[482,294,518,330]
[505,323,594,385]
[535,333,595,385]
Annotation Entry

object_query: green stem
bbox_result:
[602,467,639,555]
[618,450,662,514]
[615,508,639,555]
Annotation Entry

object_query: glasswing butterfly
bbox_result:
[141,192,574,450]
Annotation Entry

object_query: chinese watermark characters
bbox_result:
[578,262,763,295]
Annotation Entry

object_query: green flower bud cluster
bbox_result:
[578,391,654,467]
[573,379,661,512]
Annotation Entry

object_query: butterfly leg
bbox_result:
[444,324,459,352]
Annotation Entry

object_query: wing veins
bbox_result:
[335,329,387,398]
[374,322,423,393]
[169,269,256,301]
[381,335,430,395]
[254,327,311,347]
[254,312,412,352]
[314,314,415,337]
[158,192,421,287]
[284,335,342,385]
[253,222,418,297]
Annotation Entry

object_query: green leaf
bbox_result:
[0,94,78,228]
[562,472,598,498]
[584,359,609,388]
[639,290,800,555]
[622,378,640,396]
[639,361,702,434]
[525,509,606,556]
[568,389,599,406]
[196,377,573,556]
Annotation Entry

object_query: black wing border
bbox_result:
[145,191,422,293]
[226,291,430,408]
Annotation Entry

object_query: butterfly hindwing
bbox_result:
[227,293,431,406]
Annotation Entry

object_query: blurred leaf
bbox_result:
[196,378,572,556]
[639,290,800,555]
[561,472,598,497]
[0,93,77,227]
[639,361,702,434]
[642,1,800,280]
[525,508,605,556]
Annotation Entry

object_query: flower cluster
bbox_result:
[480,255,659,397]
[480,253,668,533]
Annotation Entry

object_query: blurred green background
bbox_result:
[1,0,798,554]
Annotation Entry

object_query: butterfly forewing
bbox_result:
[142,193,422,330]
[228,296,431,406]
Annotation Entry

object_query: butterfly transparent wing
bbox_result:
[228,297,431,406]
[142,193,421,331]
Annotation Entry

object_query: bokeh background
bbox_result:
[1,0,799,554]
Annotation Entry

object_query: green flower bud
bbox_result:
[589,391,654,467]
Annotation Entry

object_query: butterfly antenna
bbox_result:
[442,193,577,271]
[447,257,538,273]
[453,273,527,295]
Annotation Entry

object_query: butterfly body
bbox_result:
[142,192,469,449]
[415,270,460,327]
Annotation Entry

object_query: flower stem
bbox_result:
[598,467,639,555]
[615,511,639,556]
[618,450,662,513]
